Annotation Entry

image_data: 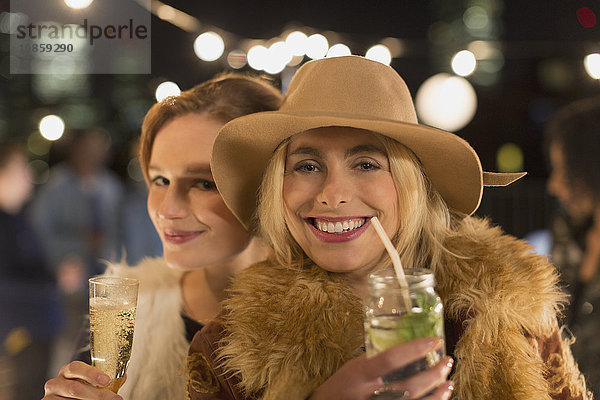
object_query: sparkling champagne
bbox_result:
[89,297,136,393]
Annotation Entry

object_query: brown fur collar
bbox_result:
[218,217,590,400]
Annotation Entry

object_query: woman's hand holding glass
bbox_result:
[309,338,454,400]
[43,361,124,400]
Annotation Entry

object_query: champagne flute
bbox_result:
[89,276,139,393]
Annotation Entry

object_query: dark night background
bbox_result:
[1,0,600,238]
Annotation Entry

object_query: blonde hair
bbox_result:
[256,128,459,271]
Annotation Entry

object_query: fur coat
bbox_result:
[103,257,189,400]
[188,217,592,400]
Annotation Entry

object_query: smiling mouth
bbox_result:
[162,229,204,244]
[309,217,368,234]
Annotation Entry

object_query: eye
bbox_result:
[295,162,320,173]
[355,160,381,171]
[194,179,217,191]
[150,176,169,186]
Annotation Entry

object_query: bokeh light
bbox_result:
[380,37,405,58]
[365,44,392,65]
[127,157,144,182]
[577,7,597,28]
[538,59,574,91]
[496,143,524,173]
[326,43,351,58]
[247,45,268,71]
[38,115,65,141]
[305,34,329,60]
[0,12,28,34]
[415,73,477,132]
[156,4,176,20]
[64,0,94,9]
[463,6,490,31]
[264,41,292,75]
[155,81,181,102]
[227,50,247,69]
[584,53,600,79]
[193,32,225,62]
[451,50,477,76]
[27,132,52,156]
[285,31,308,57]
[468,41,504,75]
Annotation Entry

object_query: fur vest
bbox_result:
[188,217,592,400]
[104,258,189,400]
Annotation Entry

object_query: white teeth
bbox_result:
[313,218,366,234]
[335,222,343,233]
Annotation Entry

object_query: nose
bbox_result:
[157,185,189,220]
[315,168,352,208]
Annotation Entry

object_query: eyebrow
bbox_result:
[288,146,322,158]
[288,145,387,159]
[344,145,387,158]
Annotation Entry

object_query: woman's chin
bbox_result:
[311,255,374,275]
[164,253,204,271]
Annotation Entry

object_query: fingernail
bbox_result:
[446,357,454,369]
[97,374,110,386]
[441,381,454,400]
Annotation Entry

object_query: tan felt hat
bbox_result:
[211,56,525,229]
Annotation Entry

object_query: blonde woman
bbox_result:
[188,57,590,400]
[42,73,281,400]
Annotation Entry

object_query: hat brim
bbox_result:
[211,110,483,230]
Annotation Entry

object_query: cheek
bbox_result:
[283,176,316,213]
[146,190,162,228]
[364,176,398,206]
[363,176,399,228]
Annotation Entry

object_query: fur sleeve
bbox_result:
[538,324,592,400]
[437,218,592,399]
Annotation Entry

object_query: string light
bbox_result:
[264,41,293,75]
[193,32,225,62]
[365,44,392,65]
[326,43,352,58]
[415,73,477,132]
[64,0,94,9]
[305,34,329,60]
[38,115,65,141]
[227,50,247,69]
[584,53,600,79]
[247,45,268,71]
[451,50,477,76]
[155,81,181,102]
[285,31,308,56]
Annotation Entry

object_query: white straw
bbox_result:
[370,217,412,312]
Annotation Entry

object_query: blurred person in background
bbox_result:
[545,97,600,397]
[42,72,282,400]
[30,128,123,372]
[0,142,62,400]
